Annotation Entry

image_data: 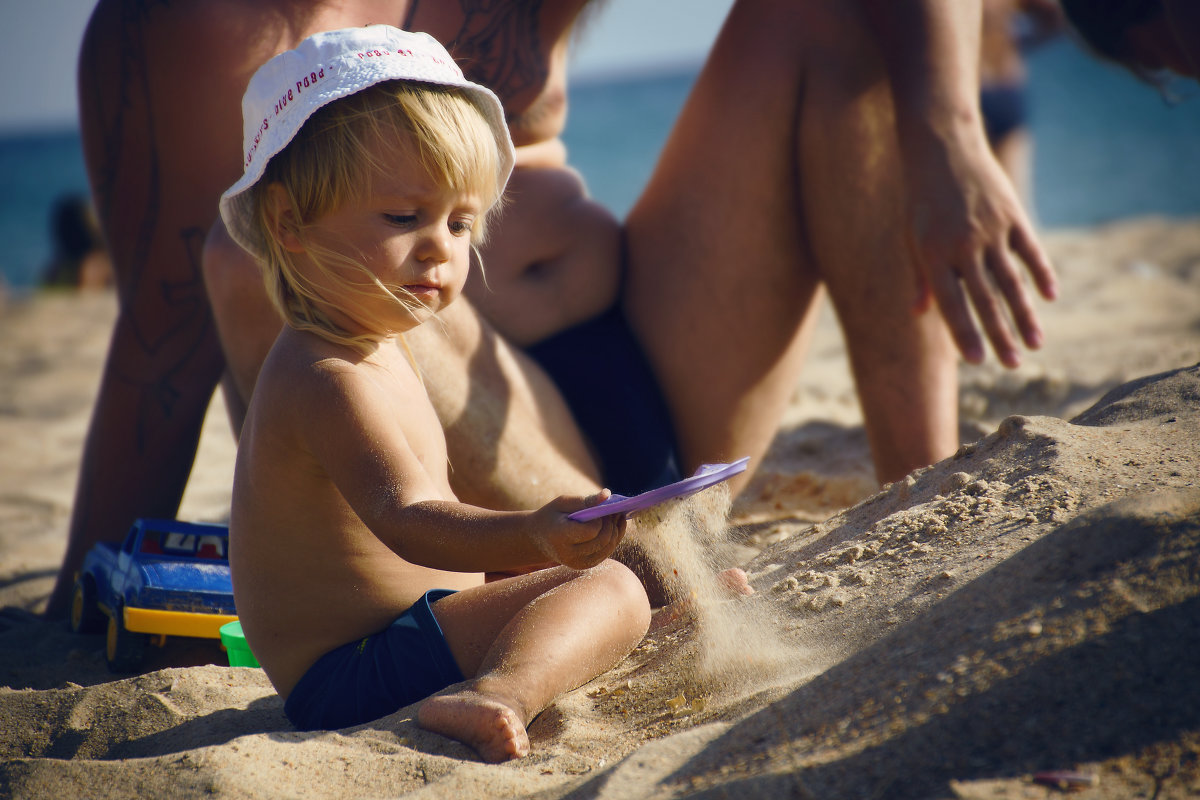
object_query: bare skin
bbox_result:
[420,562,650,761]
[243,324,648,757]
[52,0,605,616]
[624,0,1052,490]
[232,127,649,761]
[53,0,1056,619]
[419,690,529,762]
[240,316,643,695]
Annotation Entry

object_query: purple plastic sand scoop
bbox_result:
[567,457,750,522]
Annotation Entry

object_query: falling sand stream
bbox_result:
[630,485,799,687]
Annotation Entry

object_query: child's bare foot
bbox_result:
[417,687,530,762]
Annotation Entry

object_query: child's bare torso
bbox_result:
[230,328,482,697]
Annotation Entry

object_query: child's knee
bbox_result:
[595,560,652,629]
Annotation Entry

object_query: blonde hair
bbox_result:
[246,80,505,352]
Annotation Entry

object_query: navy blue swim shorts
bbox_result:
[981,83,1029,143]
[526,304,681,497]
[283,589,464,731]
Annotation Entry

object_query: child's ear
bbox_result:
[265,183,305,253]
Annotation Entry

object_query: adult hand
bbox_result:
[905,132,1058,367]
[861,0,1058,367]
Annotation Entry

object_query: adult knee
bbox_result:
[201,220,282,407]
[202,221,250,306]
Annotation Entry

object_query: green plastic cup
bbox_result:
[220,620,261,668]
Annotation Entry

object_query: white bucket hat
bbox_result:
[219,25,515,261]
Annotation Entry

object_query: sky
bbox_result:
[0,0,734,134]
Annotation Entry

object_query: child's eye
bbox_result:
[384,213,417,227]
[449,219,475,236]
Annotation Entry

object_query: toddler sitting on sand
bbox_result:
[221,26,649,762]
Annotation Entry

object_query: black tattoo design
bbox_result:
[79,0,221,441]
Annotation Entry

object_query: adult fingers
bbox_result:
[1010,223,1059,301]
[960,255,1022,368]
[927,261,986,364]
[911,264,935,314]
[985,245,1044,350]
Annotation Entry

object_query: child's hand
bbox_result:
[533,490,626,570]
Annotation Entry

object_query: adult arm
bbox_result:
[861,0,1058,367]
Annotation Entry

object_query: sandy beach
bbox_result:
[1,215,1198,799]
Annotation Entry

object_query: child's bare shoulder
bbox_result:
[262,331,432,428]
[248,333,377,433]
[264,329,372,385]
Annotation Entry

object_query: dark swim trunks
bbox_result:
[526,304,681,497]
[980,83,1029,143]
[283,589,464,731]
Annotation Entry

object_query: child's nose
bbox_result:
[416,224,453,263]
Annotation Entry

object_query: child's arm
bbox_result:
[302,359,624,573]
[378,494,626,573]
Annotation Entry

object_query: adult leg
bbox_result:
[46,1,268,617]
[623,0,958,490]
[202,221,280,436]
[797,2,960,483]
[411,302,692,595]
[420,561,651,761]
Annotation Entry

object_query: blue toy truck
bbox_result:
[70,518,238,672]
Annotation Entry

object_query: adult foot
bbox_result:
[650,567,755,631]
[718,567,754,596]
[418,688,530,762]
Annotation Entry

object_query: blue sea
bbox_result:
[2,37,1198,291]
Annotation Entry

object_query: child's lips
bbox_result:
[402,283,440,300]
